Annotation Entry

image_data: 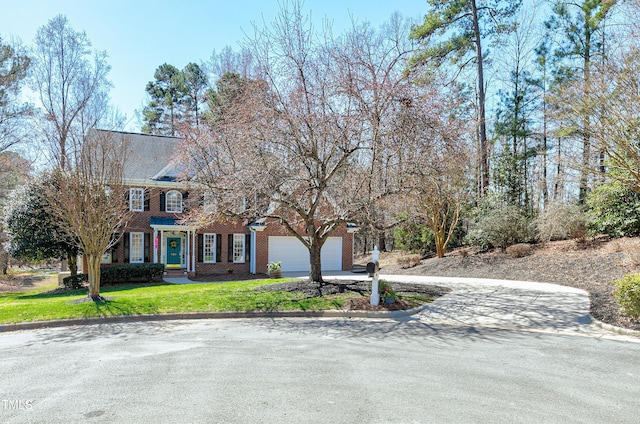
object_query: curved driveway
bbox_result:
[1,274,639,423]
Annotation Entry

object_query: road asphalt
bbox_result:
[1,272,640,423]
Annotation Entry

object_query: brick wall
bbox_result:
[115,185,354,276]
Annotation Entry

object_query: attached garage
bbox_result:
[268,236,343,272]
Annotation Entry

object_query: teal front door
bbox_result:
[167,237,181,267]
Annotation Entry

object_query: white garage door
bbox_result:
[268,236,342,272]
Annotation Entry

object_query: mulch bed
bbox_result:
[256,280,451,312]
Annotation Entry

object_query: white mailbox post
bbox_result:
[369,246,380,306]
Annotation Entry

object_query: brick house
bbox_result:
[98,129,356,276]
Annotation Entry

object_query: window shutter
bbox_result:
[160,191,166,212]
[228,234,233,262]
[111,246,118,263]
[245,234,251,263]
[183,191,189,212]
[144,189,150,211]
[197,234,203,263]
[126,189,131,210]
[216,234,222,263]
[144,233,150,263]
[123,233,130,263]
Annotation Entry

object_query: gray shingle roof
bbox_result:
[91,129,182,181]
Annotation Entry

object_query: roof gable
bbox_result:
[91,129,182,182]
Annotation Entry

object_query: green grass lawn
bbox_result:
[0,279,353,324]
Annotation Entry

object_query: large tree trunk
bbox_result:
[86,254,102,300]
[67,251,78,276]
[308,241,323,284]
[471,0,489,195]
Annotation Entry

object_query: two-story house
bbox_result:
[97,129,355,276]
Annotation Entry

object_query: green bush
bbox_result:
[587,181,640,238]
[613,274,640,320]
[62,274,87,290]
[394,221,435,254]
[101,264,165,284]
[464,198,532,251]
[61,264,165,290]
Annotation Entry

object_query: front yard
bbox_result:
[0,279,348,324]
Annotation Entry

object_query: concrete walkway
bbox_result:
[163,271,625,338]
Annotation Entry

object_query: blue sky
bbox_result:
[1,0,427,131]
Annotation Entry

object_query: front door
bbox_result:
[167,237,181,268]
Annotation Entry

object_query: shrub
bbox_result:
[396,254,421,269]
[505,243,532,258]
[101,264,165,285]
[535,203,589,243]
[393,221,435,254]
[465,201,532,251]
[587,181,640,238]
[62,264,164,289]
[62,273,87,290]
[623,244,640,269]
[613,274,640,320]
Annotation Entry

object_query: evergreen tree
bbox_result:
[410,0,521,195]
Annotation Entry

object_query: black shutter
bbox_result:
[182,191,189,212]
[123,233,130,263]
[125,189,130,210]
[245,234,251,264]
[228,234,233,262]
[144,233,150,263]
[144,189,150,211]
[197,234,203,263]
[216,234,222,263]
[160,191,166,212]
[111,246,118,263]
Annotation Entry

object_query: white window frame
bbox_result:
[166,190,183,213]
[101,251,112,264]
[129,188,144,212]
[233,233,245,263]
[203,233,216,263]
[130,232,144,263]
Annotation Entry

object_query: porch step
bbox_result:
[164,269,187,277]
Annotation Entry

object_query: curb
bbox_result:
[0,304,430,333]
[589,314,640,337]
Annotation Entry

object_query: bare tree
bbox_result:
[399,83,472,258]
[30,15,111,169]
[181,3,412,283]
[575,47,640,193]
[43,130,130,300]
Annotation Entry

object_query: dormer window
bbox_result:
[166,190,183,213]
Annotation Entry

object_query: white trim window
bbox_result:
[101,251,112,264]
[129,188,144,212]
[130,232,144,263]
[203,233,216,263]
[166,190,183,213]
[233,234,245,263]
